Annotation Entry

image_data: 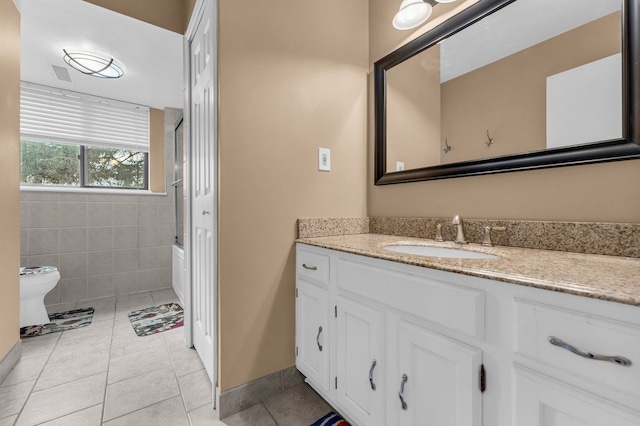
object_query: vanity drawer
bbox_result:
[514,299,640,398]
[297,246,330,286]
[337,258,485,340]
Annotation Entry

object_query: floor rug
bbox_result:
[310,411,350,426]
[128,303,184,336]
[20,307,94,338]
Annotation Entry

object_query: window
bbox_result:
[20,82,150,190]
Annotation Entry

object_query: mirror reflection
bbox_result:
[385,0,622,173]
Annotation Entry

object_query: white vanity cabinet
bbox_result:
[295,247,331,393]
[295,243,640,426]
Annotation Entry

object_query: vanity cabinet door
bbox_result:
[336,296,385,426]
[296,279,330,393]
[514,366,640,426]
[392,320,482,426]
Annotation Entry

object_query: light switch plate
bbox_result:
[318,148,331,171]
[396,161,405,171]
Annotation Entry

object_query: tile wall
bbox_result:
[19,108,183,305]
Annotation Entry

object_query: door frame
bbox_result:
[184,0,219,404]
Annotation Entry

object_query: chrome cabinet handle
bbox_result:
[316,326,323,351]
[202,210,210,215]
[369,359,377,390]
[302,264,317,271]
[398,374,408,410]
[548,336,632,366]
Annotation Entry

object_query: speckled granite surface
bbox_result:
[298,217,370,238]
[296,234,640,307]
[370,217,640,258]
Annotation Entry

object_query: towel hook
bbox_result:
[443,138,452,154]
[485,130,494,147]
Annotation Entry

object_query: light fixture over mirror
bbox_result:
[63,48,125,79]
[393,0,457,30]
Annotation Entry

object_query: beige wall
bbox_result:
[83,0,190,34]
[0,0,21,361]
[369,0,640,223]
[149,108,166,193]
[387,45,441,171]
[218,0,368,389]
[441,12,620,164]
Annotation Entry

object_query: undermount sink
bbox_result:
[383,245,499,259]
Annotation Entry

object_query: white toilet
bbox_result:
[20,266,60,328]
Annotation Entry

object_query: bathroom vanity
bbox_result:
[295,235,640,426]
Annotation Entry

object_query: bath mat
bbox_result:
[128,303,184,336]
[310,411,350,426]
[20,307,95,338]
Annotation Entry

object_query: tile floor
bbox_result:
[0,289,333,426]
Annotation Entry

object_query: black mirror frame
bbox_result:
[374,0,640,185]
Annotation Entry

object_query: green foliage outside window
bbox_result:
[20,139,147,189]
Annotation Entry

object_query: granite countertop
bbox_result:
[296,234,640,307]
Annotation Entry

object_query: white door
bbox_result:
[296,279,330,393]
[188,0,216,384]
[514,367,640,426]
[336,296,385,426]
[393,320,482,426]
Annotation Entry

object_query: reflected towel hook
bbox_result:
[443,138,452,154]
[485,130,494,147]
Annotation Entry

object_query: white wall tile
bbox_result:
[28,202,59,228]
[113,203,137,226]
[88,274,115,299]
[59,253,88,278]
[59,203,87,228]
[113,249,138,272]
[88,227,113,251]
[112,272,138,295]
[113,227,137,249]
[60,277,88,303]
[88,251,113,276]
[28,229,59,255]
[59,228,87,253]
[87,203,113,226]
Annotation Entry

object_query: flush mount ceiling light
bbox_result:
[62,49,125,79]
[393,0,457,30]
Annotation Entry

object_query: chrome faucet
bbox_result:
[452,215,467,244]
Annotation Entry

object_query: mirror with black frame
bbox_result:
[374,0,640,185]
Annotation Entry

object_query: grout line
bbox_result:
[260,401,281,426]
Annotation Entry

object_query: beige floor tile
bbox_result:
[16,373,106,426]
[263,383,333,426]
[56,318,114,344]
[90,307,116,323]
[110,332,166,359]
[34,351,109,392]
[20,335,59,360]
[188,404,226,426]
[163,327,188,352]
[177,368,212,412]
[103,366,180,421]
[223,404,276,426]
[37,404,103,426]
[170,347,205,377]
[0,356,47,387]
[103,395,189,426]
[115,293,154,312]
[108,345,172,384]
[0,381,34,419]
[47,333,111,363]
[0,414,18,426]
[76,296,116,311]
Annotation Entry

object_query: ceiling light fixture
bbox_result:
[393,0,457,30]
[62,49,125,79]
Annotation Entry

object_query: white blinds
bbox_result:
[20,81,150,152]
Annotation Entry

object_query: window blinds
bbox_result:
[20,81,150,152]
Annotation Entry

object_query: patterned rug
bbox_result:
[128,303,184,336]
[310,411,350,426]
[20,307,94,338]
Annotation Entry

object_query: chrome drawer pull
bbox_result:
[398,374,408,410]
[548,336,632,366]
[316,326,323,351]
[302,263,317,271]
[369,359,377,391]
